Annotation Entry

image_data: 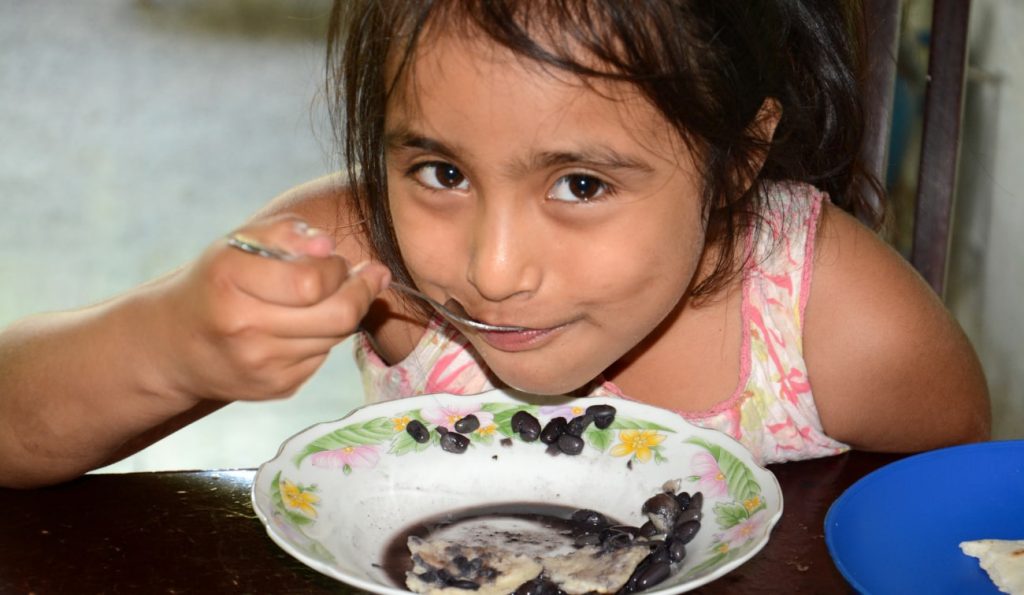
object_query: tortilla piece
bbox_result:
[960,539,1024,594]
[406,536,543,595]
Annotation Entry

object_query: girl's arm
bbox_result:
[803,203,991,452]
[0,179,391,488]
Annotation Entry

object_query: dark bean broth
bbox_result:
[381,502,620,588]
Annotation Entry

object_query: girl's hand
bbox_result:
[156,215,390,404]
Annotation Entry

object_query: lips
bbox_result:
[474,322,571,352]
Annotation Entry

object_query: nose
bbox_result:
[466,202,542,303]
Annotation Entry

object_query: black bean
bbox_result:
[440,431,470,453]
[453,555,481,576]
[500,437,513,447]
[641,492,682,534]
[585,404,617,429]
[436,426,448,435]
[571,508,607,528]
[671,520,701,545]
[676,507,701,525]
[667,537,687,563]
[574,531,601,547]
[513,412,541,442]
[449,579,481,590]
[515,577,562,595]
[540,417,567,444]
[405,419,430,443]
[418,569,440,584]
[674,491,691,510]
[454,414,480,433]
[557,434,584,455]
[565,413,593,436]
[634,560,672,590]
[638,520,659,538]
[687,491,704,513]
[649,542,672,564]
[510,410,534,432]
[437,569,453,583]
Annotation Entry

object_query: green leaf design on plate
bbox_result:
[584,426,613,452]
[293,416,397,466]
[713,501,750,529]
[389,430,423,456]
[686,437,761,502]
[680,543,747,580]
[608,417,676,433]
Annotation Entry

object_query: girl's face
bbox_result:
[385,32,707,395]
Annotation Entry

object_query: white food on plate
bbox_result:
[960,539,1024,594]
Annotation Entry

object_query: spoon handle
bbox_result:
[225,234,525,333]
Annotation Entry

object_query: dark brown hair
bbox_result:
[326,0,882,298]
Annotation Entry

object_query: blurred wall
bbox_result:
[947,0,1024,439]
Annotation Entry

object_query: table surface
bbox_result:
[0,451,902,594]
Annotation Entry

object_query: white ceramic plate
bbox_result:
[252,389,782,594]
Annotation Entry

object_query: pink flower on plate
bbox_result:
[691,451,729,498]
[721,510,768,547]
[420,403,494,432]
[539,404,586,421]
[310,445,380,471]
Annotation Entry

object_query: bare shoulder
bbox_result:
[251,173,370,261]
[254,174,428,364]
[803,202,990,452]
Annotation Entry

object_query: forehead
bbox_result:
[385,30,683,161]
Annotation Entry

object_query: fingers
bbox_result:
[239,259,391,339]
[212,214,391,335]
[218,216,350,307]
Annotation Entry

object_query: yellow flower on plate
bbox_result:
[281,480,320,518]
[476,424,497,437]
[610,429,666,462]
[744,496,762,512]
[392,416,411,432]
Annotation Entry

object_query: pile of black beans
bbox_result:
[403,404,618,456]
[510,404,617,456]
[513,488,704,595]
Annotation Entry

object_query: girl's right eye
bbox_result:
[411,162,470,191]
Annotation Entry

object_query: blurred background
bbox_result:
[0,0,1020,474]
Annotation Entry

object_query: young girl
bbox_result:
[0,0,989,488]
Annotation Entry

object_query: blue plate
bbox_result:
[825,440,1024,594]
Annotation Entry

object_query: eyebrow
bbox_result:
[385,127,656,175]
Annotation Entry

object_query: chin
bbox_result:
[492,368,595,397]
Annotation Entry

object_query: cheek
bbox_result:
[570,205,706,318]
[388,188,465,280]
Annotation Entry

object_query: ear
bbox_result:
[745,97,782,178]
[729,97,782,199]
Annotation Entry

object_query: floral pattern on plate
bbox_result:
[291,401,678,473]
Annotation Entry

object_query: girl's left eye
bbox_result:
[547,174,610,203]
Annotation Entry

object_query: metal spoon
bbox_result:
[226,234,527,333]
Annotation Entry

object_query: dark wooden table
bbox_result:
[0,451,902,594]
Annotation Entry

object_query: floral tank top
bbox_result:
[353,182,849,465]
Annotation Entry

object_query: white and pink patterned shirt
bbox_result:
[354,182,849,465]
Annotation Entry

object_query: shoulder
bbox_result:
[255,174,429,364]
[802,202,990,452]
